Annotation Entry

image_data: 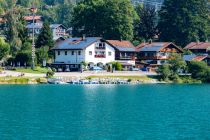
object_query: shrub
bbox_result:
[115,62,122,71]
[46,70,54,78]
[109,62,122,71]
[188,61,210,82]
[157,64,171,81]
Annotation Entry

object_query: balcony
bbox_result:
[140,56,169,60]
[95,54,106,58]
[95,47,106,50]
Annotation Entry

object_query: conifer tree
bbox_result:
[36,21,54,48]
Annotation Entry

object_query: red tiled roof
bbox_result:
[0,18,5,23]
[184,42,210,50]
[135,42,183,52]
[192,55,208,61]
[24,16,42,21]
[136,42,171,51]
[106,40,135,48]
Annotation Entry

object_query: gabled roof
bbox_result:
[50,24,67,29]
[24,15,42,21]
[184,42,210,50]
[136,42,183,52]
[26,23,43,29]
[26,23,66,30]
[106,40,136,52]
[52,37,101,50]
[183,54,208,61]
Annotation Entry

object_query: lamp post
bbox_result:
[30,3,37,70]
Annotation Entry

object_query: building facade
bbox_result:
[26,23,67,40]
[52,37,115,71]
[136,42,183,68]
[131,0,164,10]
[184,42,210,55]
[107,40,136,70]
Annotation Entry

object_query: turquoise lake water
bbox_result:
[0,84,210,139]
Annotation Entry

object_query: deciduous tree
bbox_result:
[158,0,209,46]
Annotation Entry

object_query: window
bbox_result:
[78,51,81,55]
[89,51,92,55]
[72,51,74,55]
[108,52,112,56]
[58,51,60,55]
[65,51,67,55]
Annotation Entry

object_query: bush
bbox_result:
[46,70,54,78]
[188,61,210,82]
[109,62,122,71]
[15,51,32,66]
[157,64,171,81]
[115,62,122,71]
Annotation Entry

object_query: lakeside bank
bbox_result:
[0,70,159,84]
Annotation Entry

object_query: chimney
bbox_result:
[149,39,152,44]
[143,40,146,46]
[120,37,123,42]
[82,34,86,41]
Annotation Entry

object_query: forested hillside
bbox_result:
[0,0,81,27]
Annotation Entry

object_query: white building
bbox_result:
[131,0,164,10]
[26,23,67,40]
[52,37,115,71]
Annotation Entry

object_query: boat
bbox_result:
[79,80,90,84]
[48,78,67,84]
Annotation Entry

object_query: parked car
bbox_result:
[141,67,148,72]
[65,68,70,72]
[130,67,140,71]
[57,68,63,72]
[90,66,103,71]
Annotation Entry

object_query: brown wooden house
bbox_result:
[106,40,137,69]
[184,42,210,55]
[136,42,183,68]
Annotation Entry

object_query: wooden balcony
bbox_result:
[139,56,169,60]
[95,54,106,58]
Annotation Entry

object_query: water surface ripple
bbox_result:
[0,84,209,139]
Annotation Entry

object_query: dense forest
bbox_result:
[0,0,209,68]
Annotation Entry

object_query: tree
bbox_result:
[36,21,54,48]
[55,3,74,28]
[0,37,10,60]
[72,0,137,40]
[135,4,157,41]
[36,46,49,65]
[17,14,29,44]
[15,52,32,66]
[157,64,171,81]
[188,61,210,82]
[158,0,209,46]
[4,11,22,54]
[109,61,122,71]
[169,53,187,75]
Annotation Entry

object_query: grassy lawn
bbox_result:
[0,77,30,84]
[0,76,48,84]
[86,75,155,81]
[14,67,49,74]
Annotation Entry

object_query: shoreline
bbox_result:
[0,70,203,85]
[0,70,160,84]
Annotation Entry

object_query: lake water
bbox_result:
[0,84,210,139]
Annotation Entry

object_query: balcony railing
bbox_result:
[140,56,168,60]
[95,47,106,50]
[95,54,106,58]
[119,56,132,59]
